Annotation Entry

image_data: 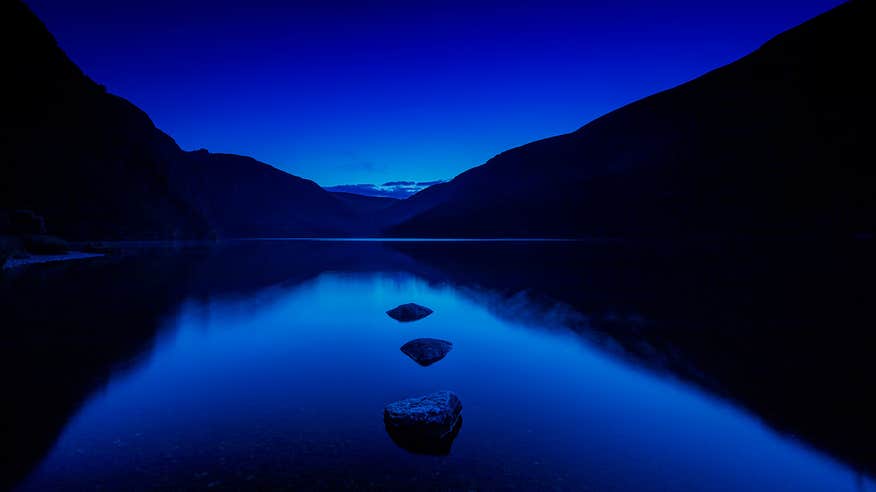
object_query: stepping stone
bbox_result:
[386,303,433,322]
[400,338,453,366]
[384,391,463,455]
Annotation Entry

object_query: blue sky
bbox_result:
[27,0,844,187]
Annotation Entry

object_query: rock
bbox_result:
[386,303,433,322]
[400,338,453,366]
[384,391,462,435]
[386,415,463,456]
[384,391,463,455]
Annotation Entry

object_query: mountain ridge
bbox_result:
[388,0,873,237]
[1,0,361,240]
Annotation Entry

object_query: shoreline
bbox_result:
[2,252,104,270]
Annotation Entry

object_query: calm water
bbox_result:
[3,240,875,491]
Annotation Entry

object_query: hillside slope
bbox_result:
[390,0,873,237]
[1,1,356,239]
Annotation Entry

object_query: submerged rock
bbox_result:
[384,391,462,435]
[386,415,463,455]
[384,391,463,455]
[386,303,433,322]
[400,338,453,366]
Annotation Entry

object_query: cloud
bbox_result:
[323,184,394,197]
[324,179,446,199]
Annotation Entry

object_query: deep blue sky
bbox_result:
[27,0,843,186]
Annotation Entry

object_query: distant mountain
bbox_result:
[1,1,357,239]
[375,182,455,231]
[389,0,873,238]
[173,151,355,237]
[324,180,446,199]
[329,192,399,216]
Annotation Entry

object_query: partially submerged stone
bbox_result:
[384,391,462,436]
[385,416,463,455]
[386,303,433,322]
[400,338,453,366]
[384,391,463,455]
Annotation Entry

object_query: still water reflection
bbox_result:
[3,240,875,491]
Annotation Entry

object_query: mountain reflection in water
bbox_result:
[1,239,874,491]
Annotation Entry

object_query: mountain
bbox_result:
[0,0,208,239]
[376,182,455,231]
[0,1,356,240]
[172,151,355,237]
[329,192,399,216]
[324,181,446,199]
[389,0,873,238]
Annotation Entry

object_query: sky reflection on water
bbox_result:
[16,264,875,491]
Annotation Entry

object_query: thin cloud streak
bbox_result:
[324,179,446,199]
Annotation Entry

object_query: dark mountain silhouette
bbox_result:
[173,150,356,237]
[0,1,358,239]
[389,0,873,238]
[5,0,871,240]
[0,0,208,239]
[329,192,399,216]
[375,181,455,231]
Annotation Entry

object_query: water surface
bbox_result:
[3,240,875,491]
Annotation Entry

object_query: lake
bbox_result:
[2,239,875,491]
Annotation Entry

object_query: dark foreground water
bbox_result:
[2,239,875,491]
